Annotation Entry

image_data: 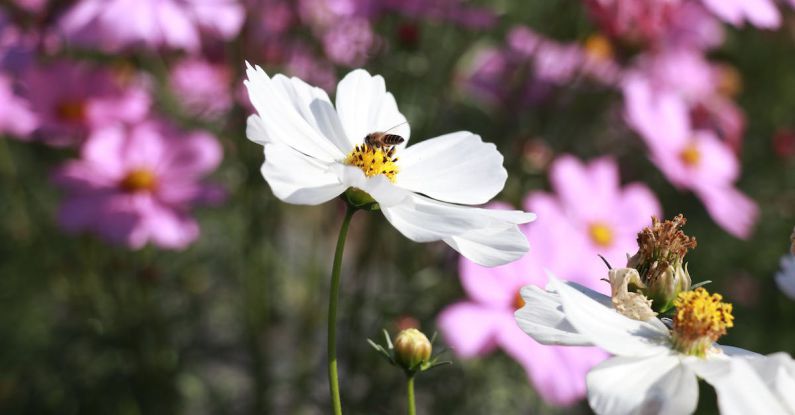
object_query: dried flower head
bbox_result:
[628,214,696,312]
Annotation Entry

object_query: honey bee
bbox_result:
[363,122,407,149]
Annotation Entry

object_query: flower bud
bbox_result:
[627,215,696,313]
[394,328,432,370]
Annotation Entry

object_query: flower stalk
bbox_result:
[407,376,416,415]
[327,204,356,415]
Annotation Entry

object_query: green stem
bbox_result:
[407,376,416,415]
[328,205,356,415]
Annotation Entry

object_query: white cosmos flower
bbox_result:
[775,255,795,300]
[514,274,790,415]
[244,63,536,266]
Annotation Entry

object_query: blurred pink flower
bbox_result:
[53,121,224,249]
[0,74,37,137]
[700,0,780,28]
[12,0,48,13]
[535,155,662,279]
[169,58,233,118]
[438,208,608,406]
[322,17,376,67]
[508,26,620,86]
[59,0,245,52]
[461,27,620,109]
[438,155,659,405]
[382,0,496,28]
[23,61,151,146]
[624,74,757,238]
[585,0,723,49]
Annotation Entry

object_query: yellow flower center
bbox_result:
[716,65,742,98]
[672,287,734,357]
[344,144,399,183]
[120,169,158,193]
[679,142,701,167]
[589,222,614,247]
[584,34,613,61]
[514,290,526,310]
[56,100,87,122]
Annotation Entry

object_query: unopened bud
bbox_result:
[394,328,432,370]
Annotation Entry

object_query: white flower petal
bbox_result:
[443,223,530,267]
[335,165,411,208]
[244,63,344,162]
[381,194,534,266]
[396,131,507,204]
[691,356,790,415]
[514,284,601,346]
[587,354,697,415]
[260,141,346,205]
[551,277,671,357]
[246,114,269,146]
[731,353,795,413]
[335,69,410,150]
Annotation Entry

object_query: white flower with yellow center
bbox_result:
[515,274,791,415]
[244,64,535,266]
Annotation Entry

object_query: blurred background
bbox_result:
[0,0,794,414]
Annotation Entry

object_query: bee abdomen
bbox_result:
[383,134,405,145]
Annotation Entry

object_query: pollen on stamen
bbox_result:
[344,144,400,183]
[671,287,734,357]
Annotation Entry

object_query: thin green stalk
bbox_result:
[407,376,416,415]
[328,205,356,415]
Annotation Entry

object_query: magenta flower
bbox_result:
[0,74,37,137]
[52,121,224,249]
[169,58,233,119]
[623,61,758,239]
[58,0,244,52]
[23,60,150,146]
[534,155,662,279]
[321,17,376,67]
[700,0,780,28]
[438,155,659,405]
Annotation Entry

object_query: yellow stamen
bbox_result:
[120,169,158,193]
[344,144,399,183]
[584,34,613,61]
[589,222,614,247]
[672,288,734,357]
[56,100,87,122]
[679,142,701,167]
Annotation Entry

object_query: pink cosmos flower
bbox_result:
[534,155,662,280]
[438,155,659,405]
[700,0,780,29]
[52,120,224,249]
[22,60,150,146]
[321,17,376,67]
[0,74,37,137]
[169,58,233,119]
[624,73,758,238]
[58,0,245,52]
[585,0,724,50]
[438,217,608,406]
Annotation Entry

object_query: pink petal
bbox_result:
[139,198,200,249]
[437,302,502,358]
[694,184,758,239]
[496,317,607,406]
